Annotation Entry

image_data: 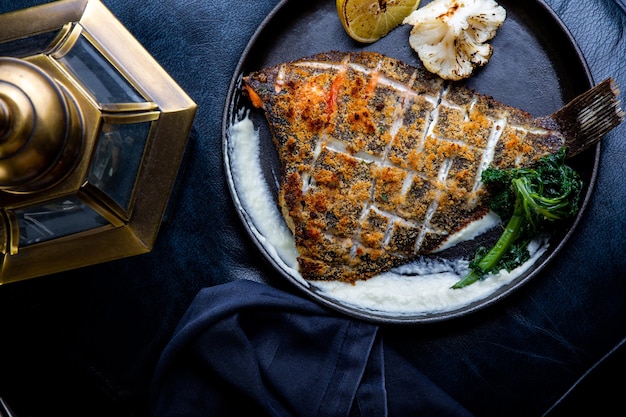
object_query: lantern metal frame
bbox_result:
[0,0,197,284]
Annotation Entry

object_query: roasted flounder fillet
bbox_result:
[243,51,623,284]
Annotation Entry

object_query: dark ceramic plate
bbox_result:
[222,0,599,324]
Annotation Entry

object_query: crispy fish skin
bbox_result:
[243,51,622,284]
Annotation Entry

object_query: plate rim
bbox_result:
[221,0,601,324]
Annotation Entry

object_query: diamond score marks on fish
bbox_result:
[243,51,623,284]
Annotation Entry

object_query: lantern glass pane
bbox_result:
[88,121,151,211]
[58,35,144,104]
[16,196,109,246]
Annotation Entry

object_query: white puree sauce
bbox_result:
[228,111,548,317]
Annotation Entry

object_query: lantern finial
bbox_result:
[0,57,83,192]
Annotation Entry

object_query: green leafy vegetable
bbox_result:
[452,147,583,289]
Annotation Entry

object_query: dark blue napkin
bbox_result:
[150,280,472,416]
[613,0,626,13]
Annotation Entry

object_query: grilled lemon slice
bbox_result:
[337,0,421,43]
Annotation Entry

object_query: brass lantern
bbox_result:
[0,0,197,284]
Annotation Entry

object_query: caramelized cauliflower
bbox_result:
[403,0,506,80]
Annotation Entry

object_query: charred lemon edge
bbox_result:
[336,0,421,43]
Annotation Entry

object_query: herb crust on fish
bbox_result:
[243,51,623,284]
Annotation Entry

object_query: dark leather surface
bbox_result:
[0,0,624,416]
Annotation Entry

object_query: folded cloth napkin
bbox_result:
[614,0,626,13]
[150,280,472,416]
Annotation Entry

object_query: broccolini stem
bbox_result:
[514,177,564,221]
[452,196,525,289]
[451,269,482,289]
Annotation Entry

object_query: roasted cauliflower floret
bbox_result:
[403,0,506,80]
